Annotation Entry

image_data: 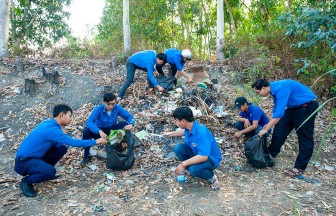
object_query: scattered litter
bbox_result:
[88,164,98,171]
[296,175,321,184]
[135,130,149,140]
[89,147,98,156]
[306,191,314,196]
[312,161,320,167]
[234,166,241,171]
[213,106,229,117]
[197,82,207,89]
[189,106,202,117]
[324,165,334,171]
[0,134,5,142]
[91,205,107,212]
[105,172,116,184]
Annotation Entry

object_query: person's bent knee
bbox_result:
[174,143,185,155]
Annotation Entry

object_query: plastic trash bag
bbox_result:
[244,135,275,168]
[106,130,135,170]
[156,76,176,91]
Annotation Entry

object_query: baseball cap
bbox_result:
[234,97,248,109]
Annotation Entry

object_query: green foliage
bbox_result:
[9,0,71,55]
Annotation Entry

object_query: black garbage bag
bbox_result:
[106,131,135,170]
[156,76,176,91]
[244,135,275,168]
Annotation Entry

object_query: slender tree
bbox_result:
[0,0,11,58]
[123,0,131,55]
[216,0,225,61]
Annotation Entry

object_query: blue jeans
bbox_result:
[118,60,154,98]
[82,121,128,158]
[174,143,217,180]
[14,144,67,184]
[234,121,263,138]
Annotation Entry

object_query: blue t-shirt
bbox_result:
[239,103,269,127]
[165,48,185,71]
[86,104,135,134]
[16,118,96,158]
[270,80,317,118]
[129,50,158,86]
[184,121,222,166]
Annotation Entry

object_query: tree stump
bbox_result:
[41,66,61,84]
[24,78,37,96]
[15,56,24,72]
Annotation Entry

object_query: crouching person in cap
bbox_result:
[14,104,107,197]
[233,96,270,138]
[163,106,222,191]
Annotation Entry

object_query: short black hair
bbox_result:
[53,104,72,117]
[156,53,167,62]
[173,106,195,122]
[252,79,270,90]
[103,93,116,102]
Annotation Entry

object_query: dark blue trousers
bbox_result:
[174,143,217,180]
[83,121,128,158]
[14,145,67,184]
[118,60,154,98]
[268,101,318,170]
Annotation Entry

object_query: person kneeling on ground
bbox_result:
[233,96,270,139]
[163,106,222,191]
[14,104,107,197]
[81,93,135,166]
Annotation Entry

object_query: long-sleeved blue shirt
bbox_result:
[165,48,185,71]
[270,80,317,118]
[86,104,135,134]
[16,118,96,158]
[184,121,222,166]
[129,50,158,86]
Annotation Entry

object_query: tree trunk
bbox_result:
[24,78,37,96]
[224,0,236,35]
[288,0,292,11]
[0,0,11,58]
[123,0,131,56]
[216,0,225,62]
[15,56,24,72]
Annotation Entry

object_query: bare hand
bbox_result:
[187,77,193,83]
[162,131,173,137]
[258,129,268,137]
[244,119,251,128]
[124,124,133,131]
[175,163,185,175]
[99,130,108,140]
[234,131,242,139]
[156,85,164,91]
[96,138,107,145]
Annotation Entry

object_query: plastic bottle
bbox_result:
[176,175,187,182]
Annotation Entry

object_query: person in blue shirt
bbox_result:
[233,96,270,138]
[163,107,222,191]
[81,93,135,166]
[14,104,107,197]
[252,79,319,177]
[155,48,193,83]
[118,50,167,99]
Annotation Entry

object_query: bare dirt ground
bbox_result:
[0,58,335,216]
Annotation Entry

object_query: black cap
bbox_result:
[234,97,247,109]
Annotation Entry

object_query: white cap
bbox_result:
[181,49,192,60]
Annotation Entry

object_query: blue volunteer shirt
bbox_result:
[270,80,317,118]
[239,103,269,127]
[165,48,185,71]
[129,50,158,86]
[184,121,222,166]
[16,119,95,158]
[86,104,135,134]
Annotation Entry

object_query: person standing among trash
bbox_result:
[233,96,270,138]
[155,48,193,84]
[118,50,167,99]
[252,78,319,178]
[81,93,135,167]
[14,104,107,197]
[163,106,222,191]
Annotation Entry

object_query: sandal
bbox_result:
[284,168,304,178]
[208,174,220,191]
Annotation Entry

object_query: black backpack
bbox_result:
[244,135,275,168]
[105,131,135,170]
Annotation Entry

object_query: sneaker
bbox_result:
[80,157,90,167]
[208,174,220,191]
[20,179,37,197]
